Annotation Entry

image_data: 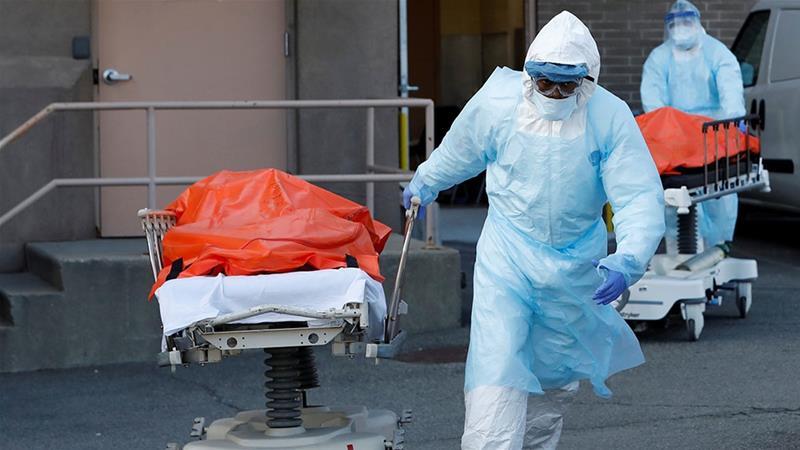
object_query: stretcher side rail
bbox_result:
[699,113,762,198]
[208,303,362,327]
[665,114,768,212]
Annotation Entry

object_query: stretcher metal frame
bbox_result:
[138,198,421,449]
[619,114,768,341]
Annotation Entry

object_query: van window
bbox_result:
[770,10,800,82]
[731,10,770,87]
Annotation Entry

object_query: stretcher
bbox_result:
[616,114,769,341]
[139,197,421,450]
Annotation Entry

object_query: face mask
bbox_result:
[670,24,699,50]
[530,89,578,121]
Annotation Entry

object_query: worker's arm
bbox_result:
[408,83,499,205]
[640,48,670,113]
[714,47,747,119]
[599,105,666,287]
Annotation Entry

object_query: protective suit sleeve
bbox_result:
[598,106,666,286]
[408,83,498,205]
[640,48,669,113]
[713,48,746,119]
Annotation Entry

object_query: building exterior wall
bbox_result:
[0,0,761,269]
[536,0,758,112]
[296,0,401,230]
[0,0,96,271]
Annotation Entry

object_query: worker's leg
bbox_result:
[523,381,580,450]
[462,220,541,450]
[698,194,738,247]
[462,385,527,450]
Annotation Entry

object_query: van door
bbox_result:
[733,8,800,210]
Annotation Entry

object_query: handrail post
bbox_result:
[146,107,157,209]
[424,101,436,247]
[366,107,375,214]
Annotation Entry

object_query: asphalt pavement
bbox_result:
[1,205,799,449]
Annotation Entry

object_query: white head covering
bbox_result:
[518,11,600,136]
[522,11,600,109]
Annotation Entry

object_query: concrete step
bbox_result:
[0,271,62,325]
[25,239,152,291]
[0,272,66,372]
[0,235,461,373]
[1,240,162,373]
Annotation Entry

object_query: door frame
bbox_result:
[286,0,299,174]
[524,0,538,46]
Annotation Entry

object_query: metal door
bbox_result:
[96,0,287,235]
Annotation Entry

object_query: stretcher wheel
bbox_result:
[737,296,748,319]
[736,282,752,319]
[686,318,699,342]
[682,302,704,341]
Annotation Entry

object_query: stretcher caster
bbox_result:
[686,319,698,341]
[736,282,752,319]
[681,301,705,342]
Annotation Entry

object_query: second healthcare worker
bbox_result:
[641,0,746,247]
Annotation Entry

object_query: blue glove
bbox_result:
[592,260,627,306]
[403,185,426,220]
[737,120,747,134]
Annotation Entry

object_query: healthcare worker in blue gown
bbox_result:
[641,0,746,248]
[403,11,665,450]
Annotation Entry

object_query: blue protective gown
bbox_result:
[409,67,665,398]
[641,33,746,246]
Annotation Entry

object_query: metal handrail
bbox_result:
[0,99,436,244]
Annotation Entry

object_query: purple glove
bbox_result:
[592,260,627,306]
[403,185,426,220]
[737,120,747,134]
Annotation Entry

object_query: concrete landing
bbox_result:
[0,235,461,372]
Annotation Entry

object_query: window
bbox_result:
[731,10,770,87]
[769,10,800,82]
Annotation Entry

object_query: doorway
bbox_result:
[407,0,526,204]
[94,0,288,235]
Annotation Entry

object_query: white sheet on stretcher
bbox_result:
[155,268,387,341]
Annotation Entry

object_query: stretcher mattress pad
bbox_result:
[155,268,387,340]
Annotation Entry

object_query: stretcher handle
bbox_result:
[385,196,420,343]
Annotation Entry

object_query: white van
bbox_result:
[731,0,800,211]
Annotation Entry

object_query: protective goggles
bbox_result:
[666,16,698,30]
[525,61,594,97]
[664,10,699,25]
[531,77,584,97]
